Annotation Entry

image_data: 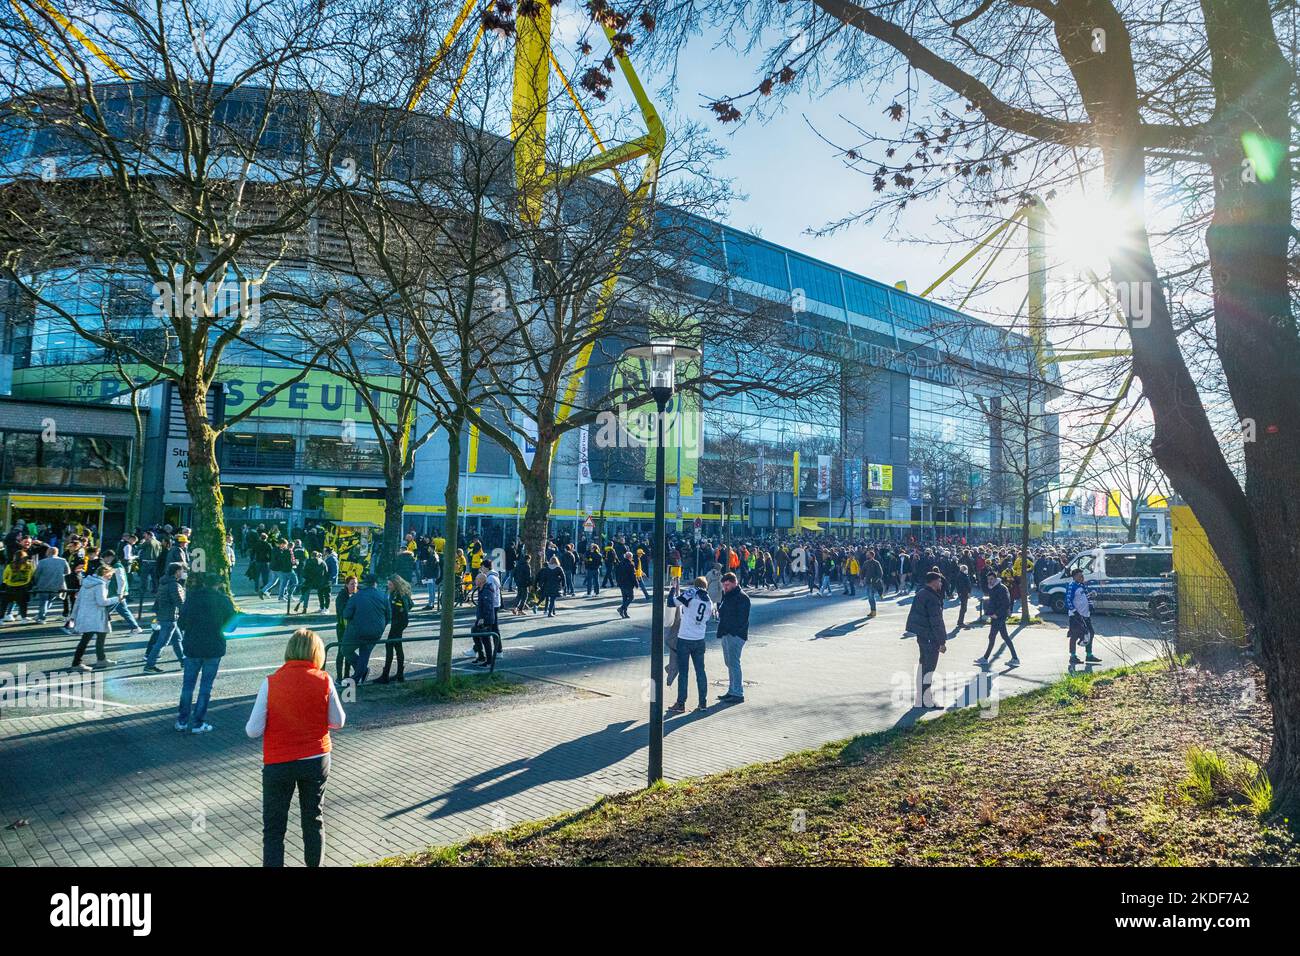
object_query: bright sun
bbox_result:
[1047,193,1124,276]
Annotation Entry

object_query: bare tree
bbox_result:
[0,0,405,583]
[635,0,1300,812]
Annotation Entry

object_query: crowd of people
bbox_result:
[1,516,1112,866]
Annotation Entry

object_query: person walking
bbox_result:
[716,571,751,704]
[143,562,186,673]
[376,574,413,683]
[974,571,1019,669]
[175,572,236,733]
[1066,567,1101,665]
[296,550,329,614]
[245,628,345,867]
[905,570,948,708]
[70,563,117,670]
[665,576,713,714]
[420,546,441,611]
[31,546,69,624]
[341,574,389,684]
[511,553,533,615]
[614,550,637,618]
[138,531,164,595]
[472,558,502,665]
[559,545,578,597]
[863,549,884,617]
[99,550,145,635]
[537,555,565,618]
[954,563,973,631]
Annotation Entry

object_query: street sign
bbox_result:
[583,517,595,532]
[693,517,702,531]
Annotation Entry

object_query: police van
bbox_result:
[1038,544,1175,617]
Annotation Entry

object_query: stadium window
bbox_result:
[724,232,789,291]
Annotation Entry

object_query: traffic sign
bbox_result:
[583,517,595,532]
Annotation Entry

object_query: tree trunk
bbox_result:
[125,389,146,532]
[435,421,463,689]
[519,443,553,576]
[1019,479,1031,620]
[179,383,230,589]
[378,457,405,579]
[1056,0,1300,817]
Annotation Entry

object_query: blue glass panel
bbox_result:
[724,231,789,291]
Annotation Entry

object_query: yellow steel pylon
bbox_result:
[19,0,666,472]
[922,198,1137,503]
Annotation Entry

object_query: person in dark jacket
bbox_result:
[323,547,339,587]
[296,551,329,614]
[863,550,884,616]
[511,553,534,615]
[394,547,418,587]
[473,559,502,665]
[334,575,358,684]
[376,575,413,683]
[342,574,390,683]
[975,571,1019,669]
[953,564,973,631]
[559,545,578,597]
[583,544,603,596]
[905,570,948,708]
[536,556,565,617]
[420,547,441,611]
[143,562,186,672]
[716,571,752,703]
[175,573,236,733]
[614,551,637,618]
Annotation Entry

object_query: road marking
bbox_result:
[545,650,613,661]
[601,637,640,643]
[115,663,281,682]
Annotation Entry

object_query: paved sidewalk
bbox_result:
[0,588,1167,866]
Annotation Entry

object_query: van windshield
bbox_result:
[1070,554,1095,575]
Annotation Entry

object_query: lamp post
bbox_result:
[621,336,700,787]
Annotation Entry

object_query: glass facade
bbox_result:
[908,378,990,471]
[0,80,1058,537]
[1,429,130,489]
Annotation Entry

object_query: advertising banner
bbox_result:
[816,454,831,501]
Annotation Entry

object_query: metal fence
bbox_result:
[1175,571,1249,657]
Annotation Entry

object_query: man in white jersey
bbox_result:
[666,576,714,714]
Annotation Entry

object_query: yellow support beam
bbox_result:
[511,5,553,223]
[1043,348,1132,365]
[406,0,478,111]
[920,208,1026,298]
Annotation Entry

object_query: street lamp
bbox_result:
[621,336,700,787]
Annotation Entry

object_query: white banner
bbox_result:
[163,438,192,504]
[817,454,831,501]
[577,426,592,485]
[520,416,538,470]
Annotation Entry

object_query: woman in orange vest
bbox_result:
[245,628,346,867]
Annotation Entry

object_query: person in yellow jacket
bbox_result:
[1003,554,1033,616]
[3,549,35,621]
[845,554,860,597]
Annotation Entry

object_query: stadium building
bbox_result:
[0,81,1059,546]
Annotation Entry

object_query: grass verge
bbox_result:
[404,672,528,704]
[376,661,1296,867]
